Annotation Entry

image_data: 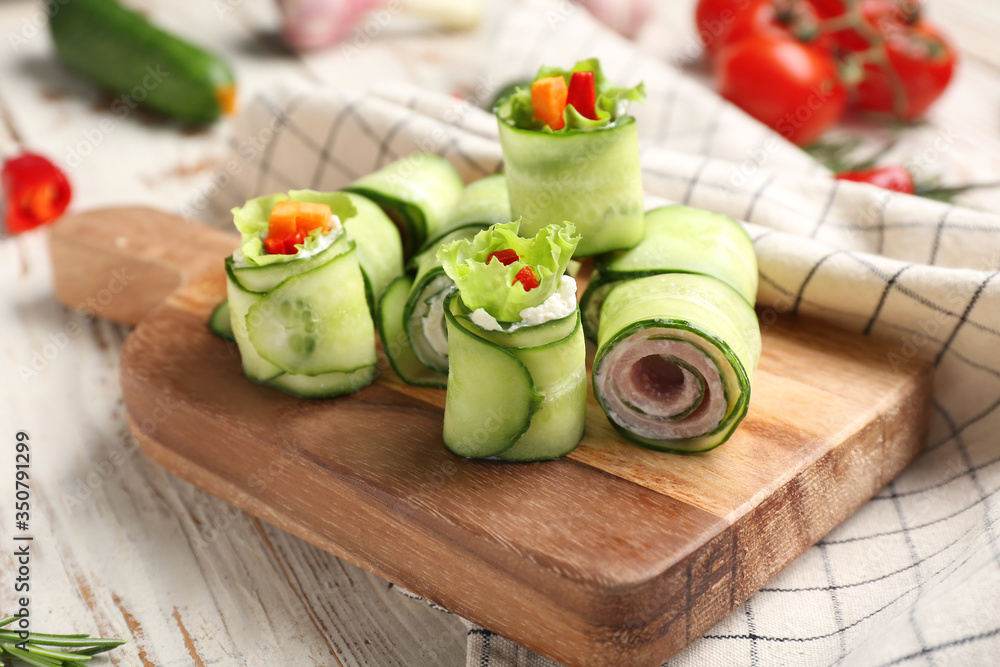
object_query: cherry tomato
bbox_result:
[696,0,830,58]
[715,34,847,145]
[852,21,955,120]
[696,0,774,58]
[836,165,915,193]
[1,152,72,234]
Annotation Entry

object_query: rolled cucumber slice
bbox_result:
[583,205,759,341]
[266,365,377,398]
[593,273,760,453]
[343,153,464,258]
[496,317,587,461]
[497,116,644,257]
[443,294,540,458]
[248,243,377,376]
[232,231,350,294]
[225,259,283,383]
[416,174,510,253]
[399,175,513,377]
[317,191,404,305]
[442,293,586,460]
[209,299,234,341]
[377,275,448,388]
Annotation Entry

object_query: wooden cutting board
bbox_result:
[50,207,933,667]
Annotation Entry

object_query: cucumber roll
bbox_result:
[224,191,379,397]
[582,205,758,341]
[436,220,586,460]
[343,153,464,258]
[378,175,511,388]
[494,58,646,257]
[593,273,761,453]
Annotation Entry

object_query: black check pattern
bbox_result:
[206,2,1000,664]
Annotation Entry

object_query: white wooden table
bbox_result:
[1,0,998,665]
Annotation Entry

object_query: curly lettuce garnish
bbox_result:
[233,190,357,266]
[437,220,579,322]
[495,58,646,133]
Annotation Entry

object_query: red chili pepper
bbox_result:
[487,248,519,266]
[566,71,598,121]
[836,165,916,194]
[2,152,72,234]
[513,266,539,291]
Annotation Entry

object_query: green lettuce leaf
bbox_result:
[232,190,357,267]
[495,58,646,133]
[437,220,579,322]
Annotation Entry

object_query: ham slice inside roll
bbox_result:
[594,329,728,441]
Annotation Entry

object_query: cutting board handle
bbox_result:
[49,207,237,326]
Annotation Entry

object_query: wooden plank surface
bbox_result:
[49,207,932,665]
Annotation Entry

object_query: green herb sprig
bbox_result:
[0,616,125,666]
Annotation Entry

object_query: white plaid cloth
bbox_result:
[203,1,1000,664]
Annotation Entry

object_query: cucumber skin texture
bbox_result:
[377,275,448,389]
[583,205,760,342]
[247,245,377,376]
[49,0,235,124]
[442,293,586,460]
[344,154,464,258]
[593,273,760,453]
[208,299,234,341]
[497,116,644,258]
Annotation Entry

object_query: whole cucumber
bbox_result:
[49,0,236,125]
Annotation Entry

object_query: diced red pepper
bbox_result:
[487,248,520,266]
[282,230,307,255]
[566,71,598,121]
[513,266,539,291]
[264,200,333,254]
[531,76,568,130]
[2,152,72,234]
[263,236,286,255]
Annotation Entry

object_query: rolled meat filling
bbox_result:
[592,273,760,452]
[596,330,728,441]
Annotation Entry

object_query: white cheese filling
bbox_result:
[232,214,342,267]
[470,275,578,332]
[422,290,450,358]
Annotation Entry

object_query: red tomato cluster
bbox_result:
[696,0,957,145]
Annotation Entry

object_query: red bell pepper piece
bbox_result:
[513,266,539,291]
[566,71,598,121]
[487,248,519,266]
[2,152,72,234]
[263,236,286,255]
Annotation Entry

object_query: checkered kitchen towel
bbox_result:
[201,0,1000,664]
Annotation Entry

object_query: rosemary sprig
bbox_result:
[0,616,125,666]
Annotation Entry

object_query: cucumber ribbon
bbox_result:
[434,220,587,460]
[377,175,510,388]
[343,153,464,259]
[221,190,403,398]
[590,206,761,452]
[494,58,646,257]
